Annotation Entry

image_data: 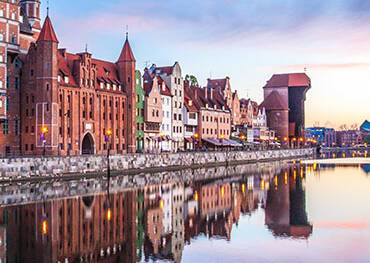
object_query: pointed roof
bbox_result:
[260,91,288,110]
[37,16,59,43]
[360,120,370,132]
[264,73,310,88]
[118,37,136,62]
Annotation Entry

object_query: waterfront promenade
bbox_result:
[0,148,314,180]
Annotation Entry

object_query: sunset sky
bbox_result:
[48,0,369,128]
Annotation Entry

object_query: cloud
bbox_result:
[315,221,370,230]
[272,63,370,71]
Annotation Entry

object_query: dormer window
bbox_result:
[214,105,217,110]
[189,100,192,106]
[57,75,61,82]
[118,85,121,91]
[113,84,116,91]
[100,82,104,89]
[205,103,208,108]
[107,83,110,90]
[64,76,69,84]
[104,68,110,76]
[162,84,166,91]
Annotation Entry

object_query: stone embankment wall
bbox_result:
[0,148,314,178]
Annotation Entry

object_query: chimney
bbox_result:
[205,87,208,99]
[210,88,213,100]
[60,48,66,58]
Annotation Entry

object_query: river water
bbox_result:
[0,159,369,263]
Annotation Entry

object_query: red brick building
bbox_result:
[0,0,41,157]
[0,1,137,156]
[261,73,311,140]
[20,15,137,156]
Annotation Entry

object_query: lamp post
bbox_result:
[220,134,229,167]
[105,129,112,181]
[299,137,304,148]
[239,133,246,150]
[292,137,297,149]
[193,133,199,151]
[40,126,48,157]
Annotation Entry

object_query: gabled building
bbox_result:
[142,72,162,153]
[190,85,231,144]
[21,15,137,155]
[183,83,198,150]
[207,77,241,128]
[240,98,257,127]
[136,70,145,152]
[261,73,311,140]
[151,62,184,152]
[0,0,40,157]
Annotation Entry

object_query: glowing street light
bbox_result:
[40,126,48,156]
[106,208,112,222]
[41,219,48,235]
[105,128,113,181]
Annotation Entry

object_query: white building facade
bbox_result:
[160,82,173,152]
[153,62,185,152]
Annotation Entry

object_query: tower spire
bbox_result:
[47,0,49,16]
[126,25,129,40]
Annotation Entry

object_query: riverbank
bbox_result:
[0,148,314,180]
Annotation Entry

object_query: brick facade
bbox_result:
[20,16,137,156]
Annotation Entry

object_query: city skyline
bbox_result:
[48,0,369,129]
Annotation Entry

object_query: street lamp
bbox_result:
[41,218,48,236]
[299,137,304,148]
[292,137,297,148]
[40,126,48,156]
[105,128,112,181]
[193,133,199,151]
[159,132,165,153]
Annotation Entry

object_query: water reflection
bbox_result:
[265,167,312,238]
[0,163,315,263]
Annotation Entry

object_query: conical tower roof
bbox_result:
[117,35,135,62]
[37,16,59,43]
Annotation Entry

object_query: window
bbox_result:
[2,120,8,135]
[11,34,17,44]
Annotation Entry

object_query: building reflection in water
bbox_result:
[265,166,313,239]
[0,165,312,262]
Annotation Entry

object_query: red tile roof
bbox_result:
[57,51,77,86]
[184,86,198,112]
[157,76,172,96]
[155,66,174,75]
[264,73,311,88]
[92,58,121,85]
[190,86,229,112]
[207,78,228,90]
[57,50,123,92]
[37,16,59,43]
[260,91,287,110]
[117,38,136,62]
